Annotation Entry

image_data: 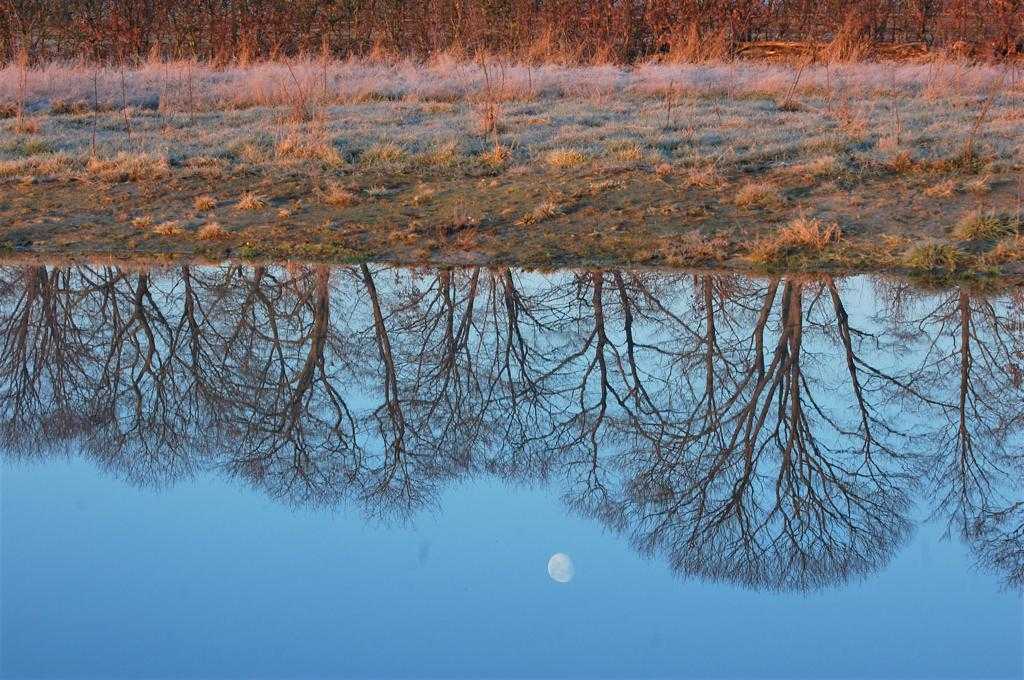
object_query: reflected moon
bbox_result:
[547,553,574,583]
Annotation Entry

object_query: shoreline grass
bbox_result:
[2,59,1019,115]
[1,59,1022,279]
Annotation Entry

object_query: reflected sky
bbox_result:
[1,263,1022,679]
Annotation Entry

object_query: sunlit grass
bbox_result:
[235,191,268,211]
[750,217,842,263]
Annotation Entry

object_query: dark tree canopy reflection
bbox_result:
[1,264,1022,592]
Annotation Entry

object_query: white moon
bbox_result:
[547,553,574,583]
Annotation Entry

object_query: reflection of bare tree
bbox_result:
[2,263,1022,591]
[593,277,915,590]
[884,286,1024,589]
[970,501,1024,589]
[214,265,360,506]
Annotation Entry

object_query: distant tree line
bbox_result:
[2,0,1022,64]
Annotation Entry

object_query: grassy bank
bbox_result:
[1,60,1022,278]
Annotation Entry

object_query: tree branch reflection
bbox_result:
[1,264,1020,591]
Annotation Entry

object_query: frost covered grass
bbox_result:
[1,60,1022,184]
[1,58,1023,277]
[1,58,1019,113]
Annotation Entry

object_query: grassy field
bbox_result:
[1,58,1023,277]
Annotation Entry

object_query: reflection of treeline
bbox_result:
[0,264,1021,592]
[2,1,1022,64]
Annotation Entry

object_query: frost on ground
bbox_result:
[0,60,1022,275]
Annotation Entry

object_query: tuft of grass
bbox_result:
[197,222,230,240]
[361,142,408,166]
[683,164,722,189]
[517,199,564,226]
[4,137,54,156]
[0,153,74,178]
[924,179,957,198]
[411,184,436,205]
[605,140,645,163]
[475,102,503,136]
[887,150,916,174]
[86,153,170,182]
[984,237,1024,265]
[904,242,968,272]
[655,162,673,177]
[749,217,842,264]
[734,181,782,209]
[152,221,183,236]
[785,155,842,179]
[131,216,154,229]
[952,210,1019,241]
[10,117,40,134]
[233,141,271,164]
[193,195,217,212]
[50,100,91,116]
[235,192,268,211]
[322,183,358,207]
[275,135,343,165]
[965,174,992,195]
[658,233,730,266]
[420,140,461,168]
[545,148,588,169]
[479,143,512,170]
[364,185,391,198]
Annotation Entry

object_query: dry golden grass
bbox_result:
[235,191,268,211]
[983,236,1024,264]
[887,150,917,174]
[361,142,408,166]
[10,117,40,134]
[411,184,437,205]
[658,233,730,266]
[785,155,842,179]
[0,153,74,178]
[952,210,1019,241]
[924,179,957,198]
[152,220,183,236]
[587,178,621,195]
[50,99,91,116]
[275,134,343,165]
[321,183,358,207]
[474,102,503,136]
[904,242,968,271]
[545,148,588,169]
[655,162,673,177]
[235,141,269,164]
[479,143,512,170]
[131,215,154,229]
[965,174,993,195]
[193,195,217,212]
[420,140,461,168]
[606,140,645,163]
[734,181,782,209]
[683,165,722,189]
[86,153,170,182]
[197,222,230,240]
[750,217,842,263]
[517,199,564,226]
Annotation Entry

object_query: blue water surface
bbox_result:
[2,456,1020,679]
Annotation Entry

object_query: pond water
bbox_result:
[1,263,1022,679]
